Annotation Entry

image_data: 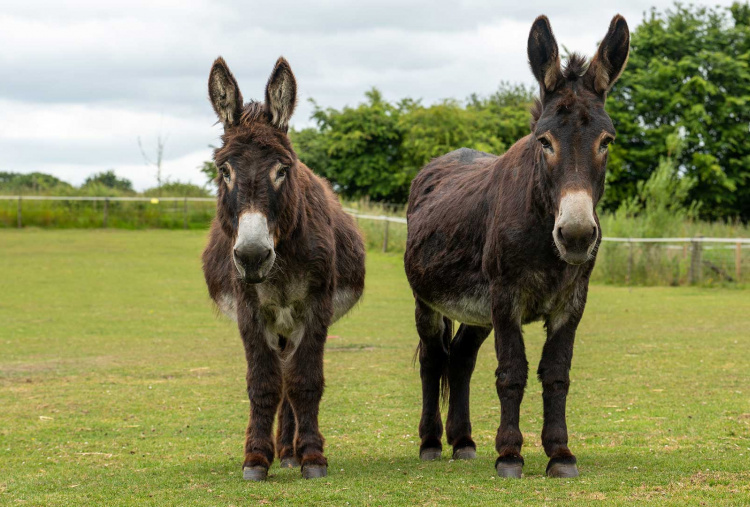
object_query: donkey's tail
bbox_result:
[439,317,453,405]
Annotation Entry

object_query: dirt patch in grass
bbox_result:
[0,355,117,380]
[631,471,750,501]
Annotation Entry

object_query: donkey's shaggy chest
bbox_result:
[256,278,309,339]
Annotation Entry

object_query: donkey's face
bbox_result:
[528,15,629,265]
[208,57,299,283]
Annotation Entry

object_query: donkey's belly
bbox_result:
[424,286,492,327]
[331,287,362,324]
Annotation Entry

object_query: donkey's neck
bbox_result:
[492,135,553,221]
[274,163,314,254]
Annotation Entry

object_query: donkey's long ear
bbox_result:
[528,15,563,94]
[265,57,297,131]
[586,15,630,95]
[208,57,244,128]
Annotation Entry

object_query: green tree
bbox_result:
[398,99,505,182]
[0,172,74,194]
[199,160,218,187]
[310,89,406,202]
[294,84,534,204]
[82,170,134,193]
[467,82,535,145]
[289,127,330,178]
[607,2,750,220]
[399,83,534,180]
[199,145,220,188]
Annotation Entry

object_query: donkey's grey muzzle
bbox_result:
[553,191,598,265]
[233,212,275,283]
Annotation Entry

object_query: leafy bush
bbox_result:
[82,170,135,194]
[143,182,211,198]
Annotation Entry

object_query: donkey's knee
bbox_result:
[495,363,528,401]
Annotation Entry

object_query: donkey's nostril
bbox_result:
[557,226,566,244]
[591,226,598,241]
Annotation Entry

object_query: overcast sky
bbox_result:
[0,0,738,190]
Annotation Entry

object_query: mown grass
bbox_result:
[1,229,748,506]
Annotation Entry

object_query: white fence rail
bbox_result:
[2,195,747,283]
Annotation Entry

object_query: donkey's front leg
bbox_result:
[492,290,528,478]
[238,312,282,481]
[285,317,329,479]
[538,314,582,478]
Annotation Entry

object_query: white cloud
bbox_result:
[0,0,739,190]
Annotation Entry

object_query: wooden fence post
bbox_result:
[103,198,109,228]
[626,238,633,285]
[736,242,742,283]
[382,219,389,253]
[689,236,703,284]
[183,197,188,230]
[17,196,22,228]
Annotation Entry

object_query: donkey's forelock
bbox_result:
[561,54,590,80]
[530,53,593,130]
[240,101,271,127]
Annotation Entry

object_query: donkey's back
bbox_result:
[405,147,500,326]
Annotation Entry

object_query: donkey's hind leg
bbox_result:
[276,395,298,468]
[446,324,491,459]
[414,299,451,461]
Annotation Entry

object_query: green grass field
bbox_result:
[1,229,748,506]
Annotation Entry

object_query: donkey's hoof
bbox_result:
[243,466,268,481]
[496,457,524,478]
[420,448,442,461]
[280,457,300,469]
[301,464,327,479]
[546,457,579,478]
[452,447,476,460]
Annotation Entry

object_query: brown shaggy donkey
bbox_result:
[404,15,629,478]
[202,57,365,481]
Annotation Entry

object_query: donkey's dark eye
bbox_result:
[538,136,553,152]
[276,165,288,181]
[600,137,614,153]
[220,164,231,184]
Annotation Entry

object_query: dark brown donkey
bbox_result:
[404,15,629,478]
[202,57,365,481]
